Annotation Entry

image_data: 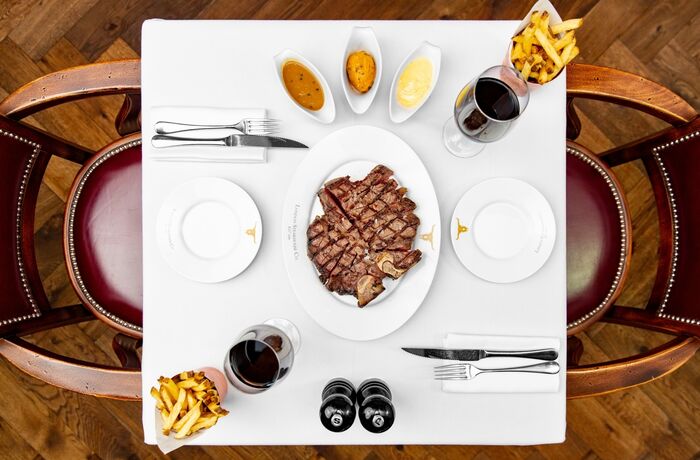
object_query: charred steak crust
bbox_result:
[306,165,422,307]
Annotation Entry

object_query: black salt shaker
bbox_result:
[357,378,395,433]
[319,378,356,432]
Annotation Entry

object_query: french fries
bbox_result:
[159,376,179,401]
[534,28,562,68]
[160,387,174,411]
[150,371,229,438]
[550,18,584,35]
[511,10,583,84]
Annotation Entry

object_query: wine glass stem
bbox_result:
[442,116,486,158]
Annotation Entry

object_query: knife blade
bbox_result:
[151,133,308,149]
[402,347,558,362]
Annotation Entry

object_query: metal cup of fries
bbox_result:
[151,368,230,453]
[506,0,583,86]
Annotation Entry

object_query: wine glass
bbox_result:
[223,318,301,394]
[443,65,530,158]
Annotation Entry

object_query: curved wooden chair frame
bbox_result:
[0,59,142,400]
[0,59,141,133]
[565,63,699,398]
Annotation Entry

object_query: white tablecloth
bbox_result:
[141,19,567,445]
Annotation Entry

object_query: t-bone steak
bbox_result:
[307,165,422,307]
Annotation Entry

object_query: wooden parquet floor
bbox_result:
[0,0,698,459]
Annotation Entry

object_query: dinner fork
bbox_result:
[434,361,559,380]
[154,118,280,135]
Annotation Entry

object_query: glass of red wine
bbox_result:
[224,318,301,394]
[443,65,529,158]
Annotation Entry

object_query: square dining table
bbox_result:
[141,19,567,445]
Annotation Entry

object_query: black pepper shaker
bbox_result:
[319,378,356,432]
[357,378,395,433]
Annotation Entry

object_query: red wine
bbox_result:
[228,340,280,389]
[458,77,520,142]
[475,77,520,120]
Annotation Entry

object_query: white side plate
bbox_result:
[451,178,555,283]
[282,126,441,341]
[156,177,262,283]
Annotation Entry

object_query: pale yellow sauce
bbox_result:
[396,57,433,108]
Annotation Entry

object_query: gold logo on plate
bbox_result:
[456,218,469,240]
[419,224,435,250]
[245,223,257,244]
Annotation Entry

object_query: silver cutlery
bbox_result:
[155,119,280,135]
[434,361,560,380]
[402,347,558,362]
[151,133,308,149]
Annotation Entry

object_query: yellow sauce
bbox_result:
[396,57,433,108]
[282,60,324,111]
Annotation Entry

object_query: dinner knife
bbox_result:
[402,347,558,361]
[151,133,308,149]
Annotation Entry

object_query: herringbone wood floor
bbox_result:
[0,0,699,459]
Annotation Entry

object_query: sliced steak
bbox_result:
[307,164,422,307]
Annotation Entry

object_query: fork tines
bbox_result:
[245,118,281,135]
[433,363,472,380]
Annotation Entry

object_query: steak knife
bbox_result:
[402,347,558,362]
[151,133,308,149]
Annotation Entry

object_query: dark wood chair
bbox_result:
[0,60,143,399]
[565,63,699,397]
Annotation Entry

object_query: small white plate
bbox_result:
[389,41,441,123]
[273,49,335,124]
[451,178,555,283]
[341,26,382,114]
[156,177,262,283]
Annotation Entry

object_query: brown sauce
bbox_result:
[282,60,324,111]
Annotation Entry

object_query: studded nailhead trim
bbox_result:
[566,147,629,330]
[66,139,143,333]
[652,130,699,326]
[0,128,42,326]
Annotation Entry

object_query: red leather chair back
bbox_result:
[0,116,52,333]
[644,123,700,332]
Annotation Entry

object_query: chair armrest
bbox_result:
[0,336,141,400]
[567,336,699,398]
[0,59,140,120]
[567,63,697,126]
